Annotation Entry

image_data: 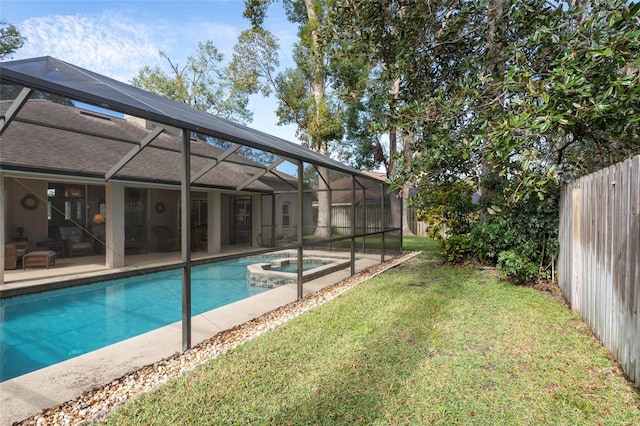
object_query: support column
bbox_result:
[297,161,304,300]
[350,175,356,276]
[105,182,125,268]
[252,194,261,247]
[271,194,276,247]
[208,191,221,254]
[181,130,192,351]
[0,175,5,284]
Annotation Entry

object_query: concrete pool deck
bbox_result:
[1,251,386,425]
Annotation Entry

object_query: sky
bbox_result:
[1,0,300,143]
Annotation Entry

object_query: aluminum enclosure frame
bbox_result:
[0,56,402,352]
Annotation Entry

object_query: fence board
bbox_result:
[558,155,639,388]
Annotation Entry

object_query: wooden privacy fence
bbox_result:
[326,204,428,236]
[558,155,639,387]
[406,206,428,236]
[324,204,390,235]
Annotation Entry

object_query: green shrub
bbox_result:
[410,181,479,240]
[497,250,542,284]
[470,220,517,265]
[440,235,472,263]
[468,186,559,283]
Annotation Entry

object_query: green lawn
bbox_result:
[106,236,640,425]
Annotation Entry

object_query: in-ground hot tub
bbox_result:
[247,256,351,288]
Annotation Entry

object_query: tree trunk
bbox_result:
[313,164,332,240]
[402,131,414,235]
[387,78,403,230]
[303,0,332,240]
[479,0,504,221]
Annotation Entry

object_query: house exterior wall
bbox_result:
[4,177,48,252]
[275,193,296,240]
[149,189,178,230]
[1,174,294,270]
[1,175,4,280]
[220,194,230,246]
[259,192,314,244]
[105,182,125,268]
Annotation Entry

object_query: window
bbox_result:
[282,202,290,228]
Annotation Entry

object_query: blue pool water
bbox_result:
[0,257,274,382]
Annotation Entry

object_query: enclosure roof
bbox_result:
[0,56,370,179]
[0,99,273,191]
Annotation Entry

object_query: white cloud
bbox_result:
[17,10,161,82]
[14,9,264,81]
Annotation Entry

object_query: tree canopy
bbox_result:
[131,41,254,124]
[327,0,640,281]
[0,21,25,60]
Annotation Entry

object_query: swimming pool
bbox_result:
[0,257,277,382]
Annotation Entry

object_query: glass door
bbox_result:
[230,196,251,245]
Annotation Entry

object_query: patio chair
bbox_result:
[59,225,94,257]
[4,243,17,270]
[191,225,207,251]
[125,225,145,254]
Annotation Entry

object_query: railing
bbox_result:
[558,154,639,387]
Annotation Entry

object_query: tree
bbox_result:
[131,41,253,124]
[326,0,640,281]
[0,21,25,60]
[242,0,346,239]
[329,0,483,235]
[228,28,280,100]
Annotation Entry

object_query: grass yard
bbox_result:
[106,236,640,425]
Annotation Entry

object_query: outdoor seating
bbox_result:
[23,251,56,269]
[59,225,93,257]
[4,243,18,270]
[13,241,28,261]
[191,225,207,251]
[125,225,145,254]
